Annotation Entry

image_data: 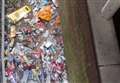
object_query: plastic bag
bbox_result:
[36,5,52,21]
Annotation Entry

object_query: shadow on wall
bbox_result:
[113,8,120,49]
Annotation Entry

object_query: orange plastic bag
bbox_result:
[37,5,52,21]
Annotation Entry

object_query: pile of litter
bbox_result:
[4,0,68,83]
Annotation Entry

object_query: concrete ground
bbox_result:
[87,0,120,83]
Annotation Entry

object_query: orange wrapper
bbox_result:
[37,5,52,21]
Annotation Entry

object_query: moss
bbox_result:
[60,1,89,83]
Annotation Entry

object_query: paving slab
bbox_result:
[100,66,120,83]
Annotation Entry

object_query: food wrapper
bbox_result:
[36,5,52,21]
[10,25,16,38]
[7,5,31,23]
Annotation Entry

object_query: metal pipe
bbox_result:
[1,0,6,83]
